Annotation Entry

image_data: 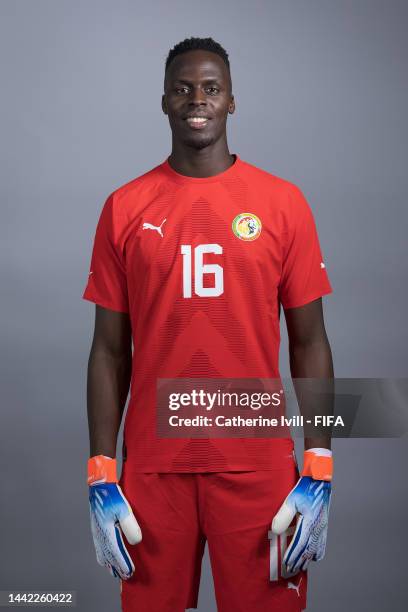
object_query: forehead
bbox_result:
[166,50,229,83]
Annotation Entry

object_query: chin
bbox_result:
[183,135,215,150]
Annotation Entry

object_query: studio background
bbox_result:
[1,1,407,610]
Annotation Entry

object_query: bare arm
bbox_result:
[86,305,132,458]
[283,297,334,451]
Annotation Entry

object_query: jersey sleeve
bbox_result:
[278,185,333,309]
[82,193,129,313]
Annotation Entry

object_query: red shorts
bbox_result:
[119,464,307,611]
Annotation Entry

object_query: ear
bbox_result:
[161,94,167,115]
[228,95,235,115]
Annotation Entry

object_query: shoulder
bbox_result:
[240,158,305,199]
[106,162,169,219]
[240,158,311,219]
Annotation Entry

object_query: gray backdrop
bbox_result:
[1,0,407,610]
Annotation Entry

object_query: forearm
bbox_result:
[86,346,132,458]
[289,338,334,451]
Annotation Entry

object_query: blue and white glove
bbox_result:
[88,455,142,580]
[271,448,333,574]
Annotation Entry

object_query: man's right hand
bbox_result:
[88,455,142,580]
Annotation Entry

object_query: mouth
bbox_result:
[184,117,210,130]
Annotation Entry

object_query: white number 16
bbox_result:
[181,244,224,298]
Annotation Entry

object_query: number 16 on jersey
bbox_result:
[181,244,224,298]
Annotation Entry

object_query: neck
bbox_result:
[168,139,234,178]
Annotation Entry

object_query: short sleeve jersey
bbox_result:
[82,154,333,472]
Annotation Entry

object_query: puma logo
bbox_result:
[287,577,302,597]
[142,218,167,237]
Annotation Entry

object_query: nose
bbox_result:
[189,85,207,106]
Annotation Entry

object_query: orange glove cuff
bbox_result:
[301,449,333,482]
[87,455,118,485]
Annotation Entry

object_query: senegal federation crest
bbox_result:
[232,213,262,241]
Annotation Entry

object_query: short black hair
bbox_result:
[165,36,230,74]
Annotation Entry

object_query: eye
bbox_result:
[175,87,190,94]
[206,86,219,94]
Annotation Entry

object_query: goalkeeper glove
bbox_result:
[271,448,333,574]
[88,455,142,580]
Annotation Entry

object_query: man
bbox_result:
[83,36,334,612]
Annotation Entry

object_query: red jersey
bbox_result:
[82,154,333,472]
